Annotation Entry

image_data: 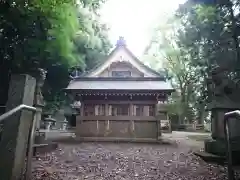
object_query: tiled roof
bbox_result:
[66,78,173,91]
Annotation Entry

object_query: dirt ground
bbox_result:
[32,132,235,180]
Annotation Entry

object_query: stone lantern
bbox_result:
[71,100,81,109]
[71,97,81,115]
[60,118,68,130]
[43,115,56,131]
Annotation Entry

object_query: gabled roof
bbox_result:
[82,37,163,78]
[66,37,174,92]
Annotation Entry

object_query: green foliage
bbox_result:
[42,1,112,113]
[145,0,240,124]
[0,0,112,113]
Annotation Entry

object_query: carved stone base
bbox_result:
[205,138,240,155]
[34,132,46,144]
[203,138,240,165]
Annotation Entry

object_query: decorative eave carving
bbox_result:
[76,92,168,96]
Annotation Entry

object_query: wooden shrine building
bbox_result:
[65,37,174,141]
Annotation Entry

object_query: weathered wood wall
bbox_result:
[73,96,168,141]
[76,116,158,140]
[76,117,158,139]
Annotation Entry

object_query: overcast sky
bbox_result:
[100,0,186,56]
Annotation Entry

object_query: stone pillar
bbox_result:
[0,74,36,180]
[35,105,43,129]
[205,102,240,160]
[34,68,47,130]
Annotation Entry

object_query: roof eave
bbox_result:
[63,88,175,92]
[71,77,167,81]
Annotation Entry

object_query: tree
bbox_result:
[43,1,112,112]
[177,0,240,101]
[0,0,112,114]
[144,16,199,124]
[144,0,240,126]
[0,0,81,113]
[173,0,239,123]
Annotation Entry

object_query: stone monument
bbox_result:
[33,68,47,145]
[204,67,240,163]
[0,74,36,180]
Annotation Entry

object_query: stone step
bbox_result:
[194,150,240,167]
[62,137,177,145]
[33,142,58,156]
[194,150,226,165]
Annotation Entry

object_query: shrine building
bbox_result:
[65,37,174,141]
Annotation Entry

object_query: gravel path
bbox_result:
[32,138,233,180]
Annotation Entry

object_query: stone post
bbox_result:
[34,68,47,130]
[34,105,43,129]
[0,74,36,180]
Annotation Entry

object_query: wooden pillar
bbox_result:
[167,113,171,132]
[105,103,109,116]
[95,105,99,134]
[133,105,136,116]
[95,105,99,116]
[143,106,149,116]
[80,102,84,116]
[129,103,135,133]
[0,74,36,180]
[156,102,162,139]
[104,103,110,135]
[108,104,111,116]
[76,101,84,138]
[129,103,133,116]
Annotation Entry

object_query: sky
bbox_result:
[101,0,186,57]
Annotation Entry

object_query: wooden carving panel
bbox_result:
[99,61,144,77]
